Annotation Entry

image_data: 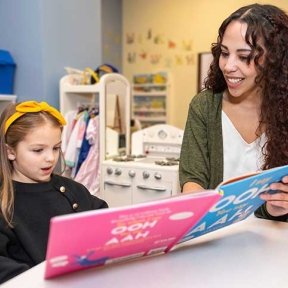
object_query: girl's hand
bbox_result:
[260,176,288,217]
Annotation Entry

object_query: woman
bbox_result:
[179,4,288,221]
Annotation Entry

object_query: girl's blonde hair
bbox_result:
[0,102,64,226]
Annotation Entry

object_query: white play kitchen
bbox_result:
[101,124,183,207]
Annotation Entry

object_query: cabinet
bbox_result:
[132,72,169,128]
[0,94,17,113]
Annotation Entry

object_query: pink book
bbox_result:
[44,190,220,279]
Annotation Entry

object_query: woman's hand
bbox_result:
[182,182,205,194]
[260,176,288,217]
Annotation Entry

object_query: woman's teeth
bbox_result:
[227,78,243,84]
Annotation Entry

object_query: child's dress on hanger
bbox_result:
[74,115,101,195]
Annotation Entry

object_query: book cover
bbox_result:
[179,164,288,242]
[44,190,220,279]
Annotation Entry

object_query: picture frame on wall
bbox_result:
[198,52,213,92]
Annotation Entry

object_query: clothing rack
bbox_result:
[59,73,131,196]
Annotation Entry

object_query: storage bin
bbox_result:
[0,50,16,94]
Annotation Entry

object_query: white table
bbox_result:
[2,216,287,288]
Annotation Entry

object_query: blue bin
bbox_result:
[0,50,16,94]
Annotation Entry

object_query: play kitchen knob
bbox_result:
[128,170,136,178]
[114,168,122,176]
[143,171,150,179]
[106,167,113,175]
[154,172,162,180]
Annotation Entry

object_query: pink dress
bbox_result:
[74,116,100,195]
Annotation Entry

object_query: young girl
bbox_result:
[179,4,288,221]
[0,101,108,284]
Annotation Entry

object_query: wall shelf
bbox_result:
[132,72,169,128]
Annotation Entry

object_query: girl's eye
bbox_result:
[53,147,61,151]
[33,149,43,153]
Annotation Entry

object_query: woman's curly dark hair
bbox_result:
[205,3,288,170]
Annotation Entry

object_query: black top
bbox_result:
[0,174,108,284]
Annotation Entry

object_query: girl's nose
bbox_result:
[45,151,55,162]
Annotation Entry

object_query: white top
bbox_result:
[222,111,266,181]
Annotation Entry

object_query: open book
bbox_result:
[179,164,288,242]
[45,190,220,279]
[44,164,288,279]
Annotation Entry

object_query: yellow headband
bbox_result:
[4,101,66,134]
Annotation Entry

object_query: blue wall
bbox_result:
[0,0,43,102]
[0,0,103,108]
[102,0,122,72]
